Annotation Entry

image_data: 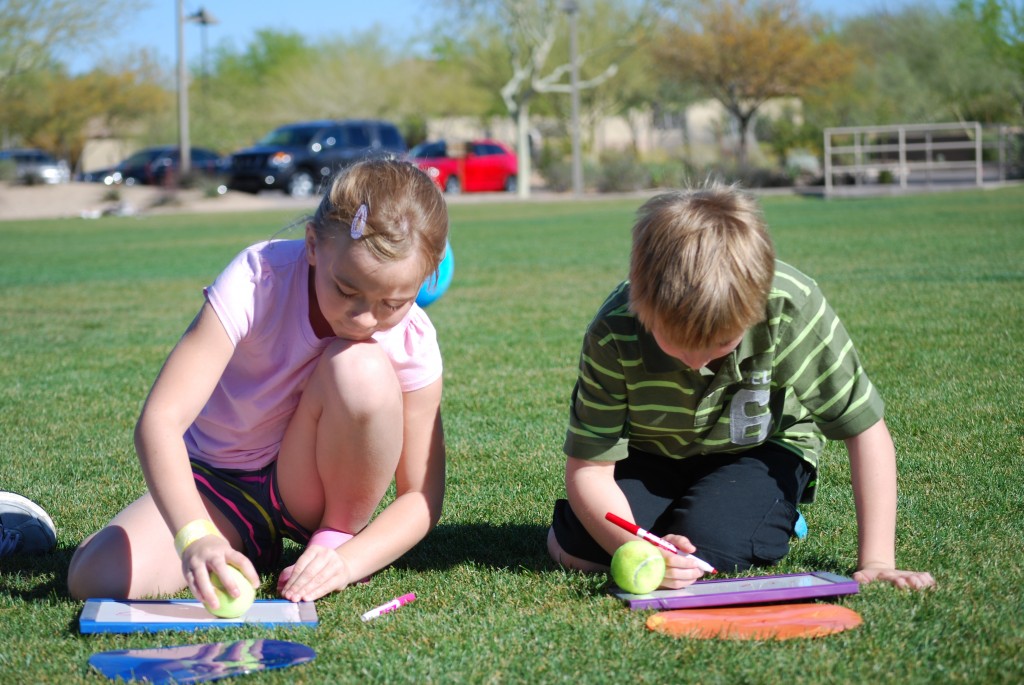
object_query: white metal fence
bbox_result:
[823,122,997,195]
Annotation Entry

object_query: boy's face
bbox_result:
[650,323,744,371]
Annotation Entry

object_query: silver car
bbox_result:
[0,148,71,185]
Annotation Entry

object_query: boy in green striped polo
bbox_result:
[547,184,934,591]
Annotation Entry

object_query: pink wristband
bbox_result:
[308,527,354,549]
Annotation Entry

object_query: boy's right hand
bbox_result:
[658,533,708,589]
[180,534,259,610]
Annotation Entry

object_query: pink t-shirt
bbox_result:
[184,239,443,470]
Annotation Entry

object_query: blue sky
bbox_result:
[66,0,947,75]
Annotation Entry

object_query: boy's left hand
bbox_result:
[853,566,935,590]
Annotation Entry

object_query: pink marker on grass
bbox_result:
[361,593,416,622]
[606,511,717,574]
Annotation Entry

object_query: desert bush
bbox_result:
[595,151,650,193]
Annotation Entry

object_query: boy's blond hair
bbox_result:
[629,183,775,349]
[309,158,449,281]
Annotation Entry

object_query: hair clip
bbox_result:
[350,203,368,239]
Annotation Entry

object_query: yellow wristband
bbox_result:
[174,519,222,557]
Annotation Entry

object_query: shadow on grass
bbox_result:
[785,550,855,578]
[0,546,75,601]
[392,522,553,574]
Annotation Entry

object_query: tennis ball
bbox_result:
[204,565,256,619]
[611,540,666,594]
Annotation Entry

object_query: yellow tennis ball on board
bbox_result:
[204,565,257,619]
[611,540,666,594]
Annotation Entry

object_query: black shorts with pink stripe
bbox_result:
[191,459,313,571]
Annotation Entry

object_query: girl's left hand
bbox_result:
[277,544,352,602]
[853,566,936,590]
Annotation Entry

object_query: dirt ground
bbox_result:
[0,182,316,222]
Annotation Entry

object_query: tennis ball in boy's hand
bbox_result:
[611,540,666,594]
[204,565,257,618]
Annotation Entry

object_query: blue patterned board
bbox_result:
[89,639,315,685]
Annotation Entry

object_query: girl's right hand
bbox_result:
[277,544,352,602]
[658,533,707,590]
[180,534,259,610]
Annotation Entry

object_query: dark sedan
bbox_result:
[105,146,225,186]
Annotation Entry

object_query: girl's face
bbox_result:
[650,321,744,371]
[305,225,425,341]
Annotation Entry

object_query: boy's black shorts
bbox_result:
[550,443,813,574]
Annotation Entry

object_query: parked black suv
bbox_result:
[228,119,407,197]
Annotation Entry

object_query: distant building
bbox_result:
[426,98,804,166]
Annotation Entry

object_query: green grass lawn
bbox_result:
[1,186,1022,683]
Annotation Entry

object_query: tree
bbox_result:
[955,0,1024,120]
[0,0,142,90]
[436,0,646,196]
[1,0,151,152]
[191,29,488,153]
[821,5,1022,127]
[653,0,852,166]
[0,52,169,162]
[548,0,661,156]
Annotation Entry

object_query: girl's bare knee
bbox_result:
[67,527,133,600]
[318,340,402,417]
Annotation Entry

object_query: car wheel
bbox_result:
[444,177,462,195]
[504,175,518,193]
[288,171,316,198]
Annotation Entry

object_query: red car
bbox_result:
[409,139,518,194]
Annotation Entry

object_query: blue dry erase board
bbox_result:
[80,599,318,634]
[89,639,315,685]
[612,571,859,611]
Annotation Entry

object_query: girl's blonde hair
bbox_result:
[309,158,449,280]
[629,183,776,349]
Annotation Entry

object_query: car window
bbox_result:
[343,124,372,148]
[121,149,164,166]
[13,151,54,163]
[410,142,447,159]
[317,127,343,150]
[473,143,504,156]
[379,126,404,148]
[260,126,320,147]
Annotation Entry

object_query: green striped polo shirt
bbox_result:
[564,261,884,501]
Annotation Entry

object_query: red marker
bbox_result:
[606,512,717,574]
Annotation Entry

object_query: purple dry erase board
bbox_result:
[611,571,859,611]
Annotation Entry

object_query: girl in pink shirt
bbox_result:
[69,159,449,610]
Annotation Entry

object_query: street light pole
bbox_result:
[176,0,191,177]
[188,8,219,100]
[562,0,583,197]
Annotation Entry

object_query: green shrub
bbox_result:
[595,151,650,193]
[645,159,697,189]
[539,157,573,192]
[702,163,794,188]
